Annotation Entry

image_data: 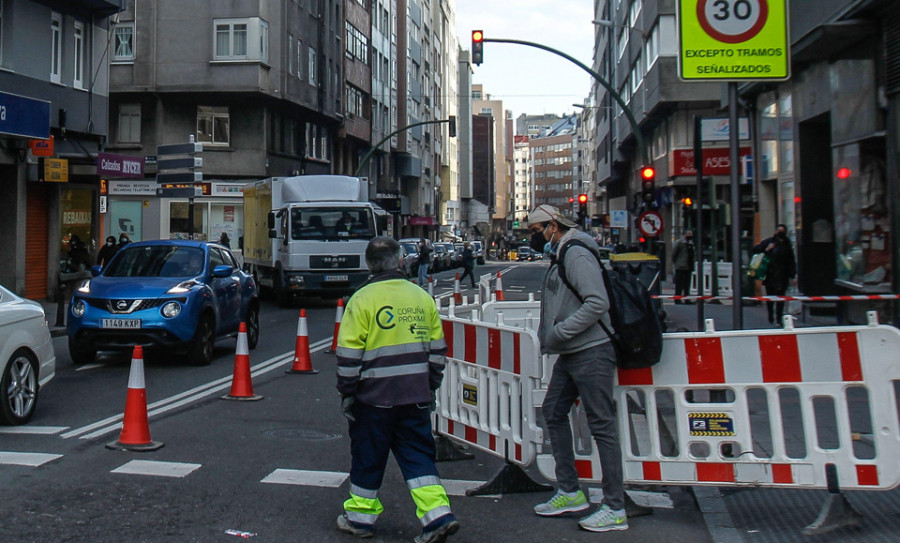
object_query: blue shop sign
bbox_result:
[0,91,51,139]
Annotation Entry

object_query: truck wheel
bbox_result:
[187,314,215,366]
[68,336,96,365]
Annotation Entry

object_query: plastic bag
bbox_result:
[748,253,769,281]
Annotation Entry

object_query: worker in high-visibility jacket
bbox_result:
[335,236,459,543]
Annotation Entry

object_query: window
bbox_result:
[196,106,230,146]
[288,34,293,74]
[297,39,303,79]
[51,12,62,83]
[1,0,5,66]
[213,18,269,62]
[117,104,141,143]
[113,23,134,61]
[346,84,365,118]
[345,22,368,64]
[73,22,84,88]
[308,46,317,85]
[644,24,659,73]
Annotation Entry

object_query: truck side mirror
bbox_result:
[267,212,276,229]
[268,229,278,239]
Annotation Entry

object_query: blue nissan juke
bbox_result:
[67,240,259,366]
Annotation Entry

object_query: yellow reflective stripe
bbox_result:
[344,493,384,525]
[360,362,428,379]
[409,484,451,523]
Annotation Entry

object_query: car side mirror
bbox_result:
[91,265,102,277]
[212,265,234,277]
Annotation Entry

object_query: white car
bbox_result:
[0,285,56,425]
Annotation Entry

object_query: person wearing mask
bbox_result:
[526,204,627,533]
[458,242,477,288]
[671,230,695,303]
[753,224,797,324]
[417,238,432,288]
[97,236,119,269]
[335,236,459,543]
[118,233,131,248]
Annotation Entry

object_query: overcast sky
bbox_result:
[454,0,596,119]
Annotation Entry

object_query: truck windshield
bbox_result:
[290,207,375,241]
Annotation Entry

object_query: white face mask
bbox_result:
[106,241,113,246]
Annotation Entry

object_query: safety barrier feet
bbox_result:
[803,464,863,536]
[624,491,653,518]
[434,435,475,462]
[465,462,552,496]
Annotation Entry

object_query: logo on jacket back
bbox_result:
[376,306,395,329]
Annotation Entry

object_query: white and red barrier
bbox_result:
[435,315,544,466]
[656,294,900,302]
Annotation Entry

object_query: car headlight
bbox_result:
[161,301,182,318]
[76,280,91,294]
[72,299,86,317]
[167,280,197,294]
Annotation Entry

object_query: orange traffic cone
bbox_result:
[287,309,319,374]
[106,346,164,451]
[325,299,344,354]
[428,275,435,298]
[495,271,505,301]
[453,273,463,304]
[222,322,263,400]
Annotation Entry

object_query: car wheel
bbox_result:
[187,313,215,366]
[0,349,39,425]
[67,336,96,365]
[245,303,260,350]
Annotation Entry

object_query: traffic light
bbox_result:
[448,115,457,138]
[681,196,694,210]
[568,196,575,205]
[577,194,588,221]
[472,30,484,65]
[513,219,520,228]
[640,166,655,207]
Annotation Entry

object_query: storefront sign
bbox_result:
[41,158,69,182]
[97,152,145,179]
[408,216,436,226]
[109,180,158,195]
[670,147,751,177]
[28,135,54,157]
[0,91,51,139]
[701,118,750,141]
[211,183,245,197]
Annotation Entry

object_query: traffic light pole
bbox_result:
[482,38,647,165]
[354,119,452,178]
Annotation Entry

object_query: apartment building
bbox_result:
[531,115,577,223]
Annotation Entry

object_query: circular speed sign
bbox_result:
[697,0,769,44]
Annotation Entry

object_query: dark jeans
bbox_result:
[674,268,692,298]
[542,342,624,510]
[459,264,476,286]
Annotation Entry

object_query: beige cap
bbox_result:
[527,204,577,228]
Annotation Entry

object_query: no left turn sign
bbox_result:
[638,211,664,238]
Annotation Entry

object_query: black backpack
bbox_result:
[556,239,663,369]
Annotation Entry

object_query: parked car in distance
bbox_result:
[431,243,449,272]
[0,284,56,425]
[516,246,534,261]
[67,240,260,366]
[452,243,466,266]
[400,242,420,277]
[471,240,485,264]
[435,242,458,268]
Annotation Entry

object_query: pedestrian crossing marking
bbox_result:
[441,479,496,497]
[0,451,63,466]
[261,468,348,488]
[0,426,68,435]
[111,460,201,478]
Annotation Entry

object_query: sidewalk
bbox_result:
[41,299,69,338]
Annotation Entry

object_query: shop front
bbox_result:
[158,182,248,256]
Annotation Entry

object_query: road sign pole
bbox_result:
[729,82,743,329]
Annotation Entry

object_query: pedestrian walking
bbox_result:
[97,236,119,269]
[458,242,477,287]
[671,230,695,303]
[417,238,432,287]
[218,232,231,248]
[753,224,797,324]
[335,236,459,543]
[526,204,628,533]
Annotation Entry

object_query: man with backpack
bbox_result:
[526,204,627,533]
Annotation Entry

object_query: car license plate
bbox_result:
[325,275,349,282]
[101,319,141,329]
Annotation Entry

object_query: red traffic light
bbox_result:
[577,194,588,204]
[836,167,852,179]
[682,197,693,206]
[640,166,655,180]
[472,30,484,42]
[568,196,575,203]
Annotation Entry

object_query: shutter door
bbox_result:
[25,184,49,300]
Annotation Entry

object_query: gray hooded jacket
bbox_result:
[539,230,612,355]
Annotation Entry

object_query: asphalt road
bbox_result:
[0,261,714,543]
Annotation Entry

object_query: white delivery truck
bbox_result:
[243,175,380,301]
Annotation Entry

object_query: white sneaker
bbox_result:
[578,504,628,532]
[533,489,589,516]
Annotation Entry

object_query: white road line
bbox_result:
[0,426,68,435]
[440,479,498,497]
[261,468,348,488]
[0,451,63,467]
[62,338,331,441]
[111,460,201,478]
[76,363,106,372]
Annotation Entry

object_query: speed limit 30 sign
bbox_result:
[678,0,790,81]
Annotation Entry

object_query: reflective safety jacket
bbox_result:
[336,270,447,406]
